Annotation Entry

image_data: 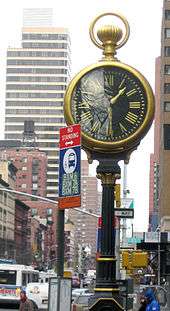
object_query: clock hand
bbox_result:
[107,107,113,138]
[110,87,126,105]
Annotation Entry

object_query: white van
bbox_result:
[26,282,49,310]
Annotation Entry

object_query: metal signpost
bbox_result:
[57,124,81,277]
[48,277,72,311]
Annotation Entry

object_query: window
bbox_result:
[4,193,7,205]
[165,28,170,38]
[165,65,170,74]
[32,175,38,182]
[47,208,52,216]
[3,226,6,239]
[21,184,27,189]
[164,83,170,93]
[32,184,38,190]
[31,209,37,216]
[0,270,16,285]
[164,124,170,149]
[164,102,170,111]
[165,10,170,20]
[3,210,7,222]
[22,167,27,171]
[22,273,27,286]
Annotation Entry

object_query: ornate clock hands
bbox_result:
[110,87,126,105]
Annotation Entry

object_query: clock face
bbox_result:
[64,62,154,152]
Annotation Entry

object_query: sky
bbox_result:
[0,0,163,232]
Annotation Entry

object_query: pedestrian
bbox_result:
[138,294,147,311]
[144,288,160,311]
[19,289,35,311]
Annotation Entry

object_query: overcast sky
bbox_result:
[0,0,163,231]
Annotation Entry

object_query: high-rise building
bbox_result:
[150,0,170,231]
[5,8,71,200]
[157,1,170,230]
[149,57,161,231]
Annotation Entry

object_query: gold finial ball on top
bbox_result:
[89,12,130,59]
[97,25,123,59]
[97,25,123,45]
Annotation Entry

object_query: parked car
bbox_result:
[72,288,92,302]
[72,293,93,311]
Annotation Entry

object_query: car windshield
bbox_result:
[0,270,16,285]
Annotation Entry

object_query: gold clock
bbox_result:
[64,13,155,154]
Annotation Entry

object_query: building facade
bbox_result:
[157,1,170,230]
[0,178,15,259]
[68,160,100,270]
[149,57,161,231]
[4,8,71,200]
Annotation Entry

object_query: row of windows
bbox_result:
[6,85,67,90]
[5,117,64,123]
[6,109,64,115]
[7,51,68,58]
[7,60,68,66]
[6,101,63,107]
[22,33,68,40]
[22,42,68,49]
[7,68,68,74]
[5,125,61,131]
[6,93,64,98]
[6,76,67,82]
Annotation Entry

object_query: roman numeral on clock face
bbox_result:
[129,102,141,109]
[91,120,101,133]
[126,89,137,97]
[125,112,138,124]
[81,111,93,123]
[119,122,127,133]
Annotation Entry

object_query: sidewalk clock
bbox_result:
[64,13,154,158]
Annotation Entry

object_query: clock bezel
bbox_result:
[64,61,154,153]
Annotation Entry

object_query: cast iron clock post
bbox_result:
[64,11,155,310]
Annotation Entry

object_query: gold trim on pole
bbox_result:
[94,288,120,292]
[97,257,116,262]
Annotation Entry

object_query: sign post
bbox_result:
[57,124,81,277]
[59,124,81,209]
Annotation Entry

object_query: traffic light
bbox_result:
[115,184,121,207]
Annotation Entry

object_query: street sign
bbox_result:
[59,124,81,149]
[114,208,134,218]
[58,124,81,209]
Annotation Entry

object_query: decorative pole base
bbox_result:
[88,158,124,310]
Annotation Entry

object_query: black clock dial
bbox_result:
[71,66,147,142]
